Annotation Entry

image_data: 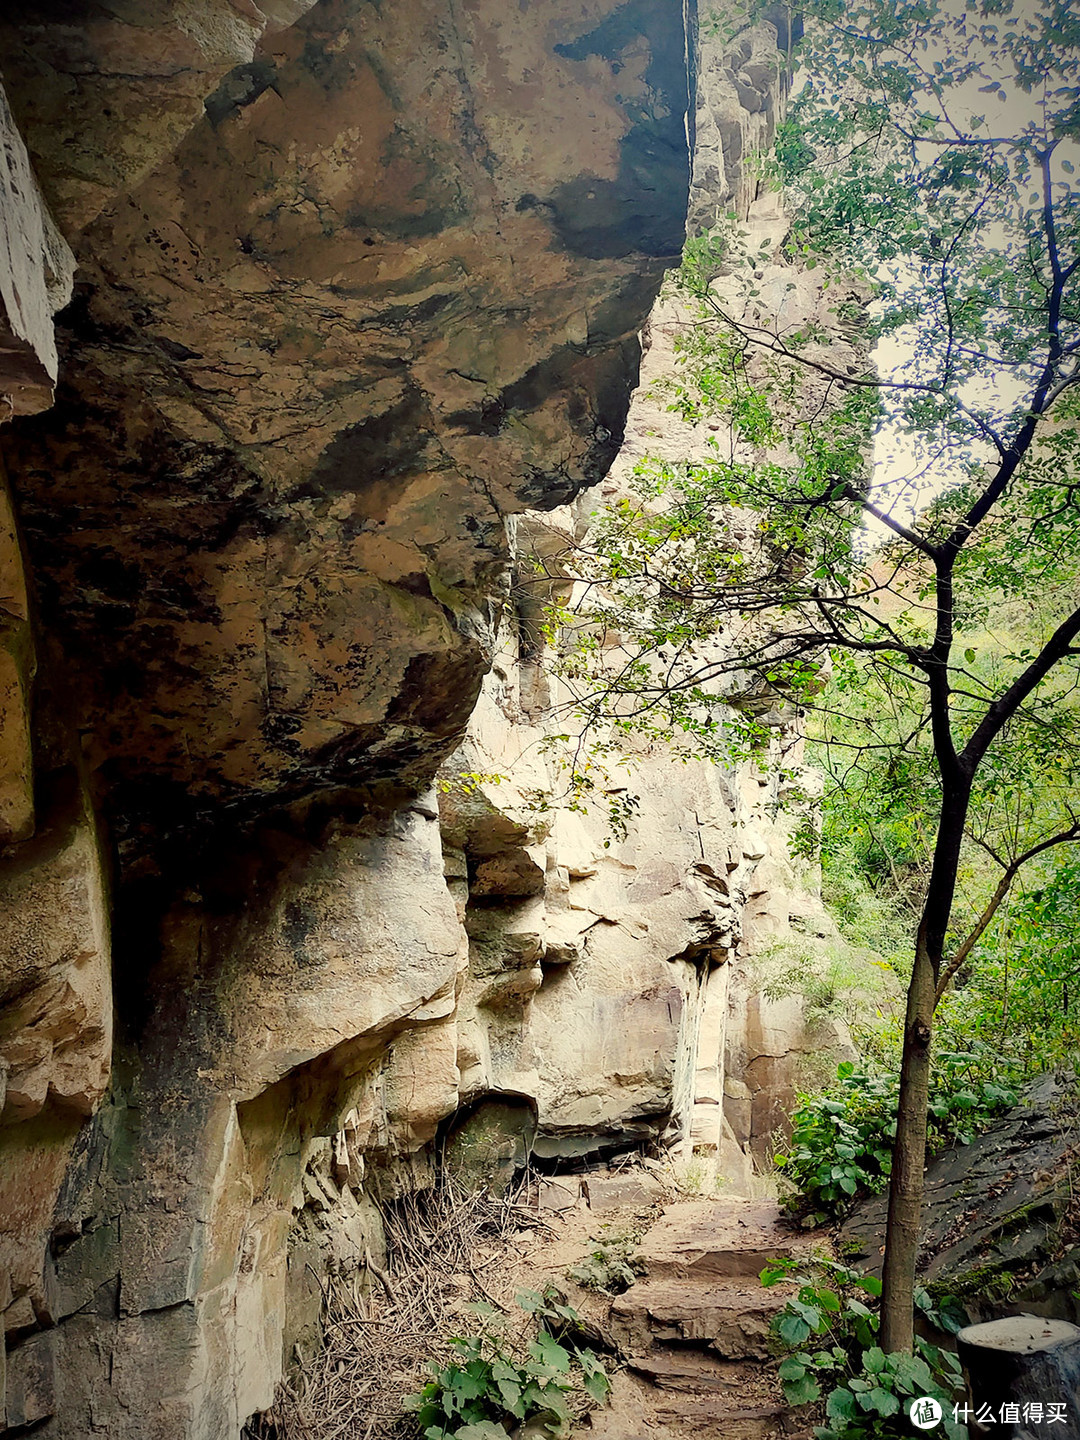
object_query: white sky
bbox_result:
[856,15,1080,536]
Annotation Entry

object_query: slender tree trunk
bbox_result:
[879,932,936,1352]
[879,773,969,1353]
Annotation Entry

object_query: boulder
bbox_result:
[841,1073,1080,1322]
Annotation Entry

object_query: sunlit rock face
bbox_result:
[437,604,761,1180]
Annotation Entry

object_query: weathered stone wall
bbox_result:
[0,0,693,841]
[0,6,842,1437]
[0,4,698,1434]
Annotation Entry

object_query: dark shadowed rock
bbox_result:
[840,1072,1080,1321]
[0,0,693,862]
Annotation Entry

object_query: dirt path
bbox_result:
[250,1169,816,1440]
[502,1177,817,1440]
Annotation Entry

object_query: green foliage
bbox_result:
[814,637,1080,1085]
[937,856,1080,1076]
[762,1258,967,1438]
[776,1055,1017,1224]
[566,1227,646,1295]
[547,0,1080,860]
[438,770,506,797]
[406,1291,610,1440]
[679,222,736,296]
[812,631,1080,982]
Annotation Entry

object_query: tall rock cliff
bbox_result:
[0,6,837,1437]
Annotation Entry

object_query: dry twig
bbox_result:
[243,1181,542,1440]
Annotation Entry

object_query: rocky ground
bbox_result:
[533,1181,815,1440]
[840,1072,1080,1323]
[253,1165,817,1440]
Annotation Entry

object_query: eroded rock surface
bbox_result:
[841,1073,1080,1324]
[0,7,842,1437]
[0,4,697,1433]
[1,0,692,848]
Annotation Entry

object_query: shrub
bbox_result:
[762,1257,968,1439]
[406,1290,610,1440]
[776,1049,1017,1224]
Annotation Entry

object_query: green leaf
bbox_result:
[826,1387,859,1421]
[785,1375,823,1406]
[531,1334,572,1373]
[792,1299,824,1328]
[454,1371,489,1403]
[455,1425,511,1440]
[778,1313,812,1346]
[496,1379,522,1412]
[863,1387,901,1417]
[583,1370,611,1404]
[760,1260,795,1287]
[863,1347,886,1375]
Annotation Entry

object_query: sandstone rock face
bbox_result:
[841,1073,1080,1326]
[441,623,751,1164]
[435,534,837,1177]
[0,4,322,237]
[0,8,843,1437]
[0,0,692,847]
[0,3,697,1434]
[690,13,794,229]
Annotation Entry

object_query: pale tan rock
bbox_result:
[0,782,111,1125]
[0,80,74,416]
[689,20,791,231]
[584,1172,665,1212]
[538,1178,581,1212]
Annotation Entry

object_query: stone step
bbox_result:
[584,1369,791,1440]
[637,1199,811,1282]
[609,1276,788,1360]
[629,1349,776,1395]
[648,1389,789,1440]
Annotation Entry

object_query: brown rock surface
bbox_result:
[0,4,699,1435]
[0,465,34,846]
[0,9,845,1437]
[1,0,693,855]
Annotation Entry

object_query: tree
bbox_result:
[546,0,1080,1353]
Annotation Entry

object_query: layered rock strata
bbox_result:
[0,6,839,1437]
